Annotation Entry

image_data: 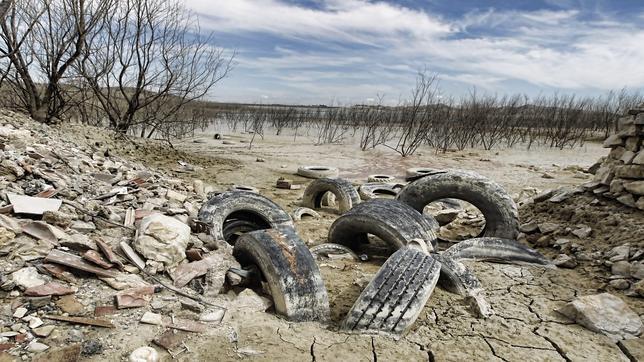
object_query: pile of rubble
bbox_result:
[591,104,644,209]
[0,109,246,360]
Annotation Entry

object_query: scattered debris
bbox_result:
[115,286,158,309]
[44,315,115,328]
[139,312,207,333]
[133,214,190,269]
[7,194,62,215]
[44,249,120,278]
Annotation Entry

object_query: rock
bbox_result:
[618,338,644,361]
[538,222,559,234]
[637,197,644,211]
[519,222,539,234]
[166,189,187,203]
[615,165,644,179]
[129,346,159,362]
[624,181,644,196]
[610,179,625,194]
[634,280,644,297]
[607,244,630,262]
[256,158,265,162]
[603,134,624,148]
[612,261,631,277]
[233,289,272,313]
[12,307,27,318]
[25,282,75,296]
[133,214,190,268]
[70,220,96,233]
[200,309,225,323]
[32,325,55,338]
[59,233,97,251]
[56,295,84,314]
[609,279,630,290]
[0,227,15,245]
[633,151,644,165]
[67,329,84,343]
[617,194,637,208]
[81,340,103,355]
[99,273,149,290]
[27,341,50,353]
[572,225,592,238]
[541,172,554,179]
[11,267,47,289]
[557,293,643,341]
[25,316,43,329]
[42,211,73,228]
[433,209,459,225]
[554,254,577,268]
[631,262,644,280]
[193,180,205,197]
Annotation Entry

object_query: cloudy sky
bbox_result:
[184,0,644,105]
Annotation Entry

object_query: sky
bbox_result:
[184,0,644,105]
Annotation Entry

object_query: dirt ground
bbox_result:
[33,124,642,361]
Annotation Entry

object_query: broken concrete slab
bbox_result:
[44,249,120,278]
[7,194,62,215]
[11,267,47,289]
[115,286,157,309]
[31,325,56,338]
[557,293,643,341]
[24,282,75,296]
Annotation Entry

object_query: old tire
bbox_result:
[296,166,339,179]
[358,183,402,201]
[198,191,293,244]
[341,247,441,335]
[442,237,552,266]
[233,228,330,322]
[397,170,519,239]
[328,199,438,253]
[367,174,396,183]
[302,178,360,214]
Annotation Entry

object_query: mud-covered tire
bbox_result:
[291,207,320,221]
[367,174,396,183]
[328,199,438,253]
[198,191,293,243]
[233,228,330,322]
[302,178,360,214]
[296,166,339,179]
[442,237,552,266]
[358,183,402,201]
[397,170,519,239]
[341,247,441,335]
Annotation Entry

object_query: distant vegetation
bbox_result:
[0,1,641,155]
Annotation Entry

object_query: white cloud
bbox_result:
[185,0,644,103]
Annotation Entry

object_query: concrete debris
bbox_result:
[44,249,120,278]
[140,312,207,333]
[115,286,157,309]
[24,282,75,296]
[11,267,47,289]
[82,250,114,269]
[233,289,273,313]
[7,194,62,215]
[557,293,643,341]
[133,214,190,269]
[44,315,114,328]
[27,341,50,353]
[31,325,56,338]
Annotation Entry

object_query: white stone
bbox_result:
[129,346,159,362]
[27,341,50,353]
[12,307,27,318]
[233,289,273,313]
[11,267,47,289]
[557,293,643,341]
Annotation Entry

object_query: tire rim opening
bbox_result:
[223,211,271,244]
[310,167,329,171]
[315,191,337,209]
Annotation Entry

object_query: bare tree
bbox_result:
[78,0,233,136]
[0,0,112,123]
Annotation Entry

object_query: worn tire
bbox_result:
[328,199,438,253]
[198,191,293,243]
[358,183,402,201]
[441,237,552,266]
[296,166,339,179]
[291,207,320,221]
[341,247,441,335]
[233,228,330,322]
[302,178,360,214]
[397,170,519,239]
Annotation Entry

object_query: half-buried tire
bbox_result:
[233,228,330,322]
[341,247,441,335]
[397,170,519,239]
[302,178,361,214]
[198,191,293,244]
[328,199,439,253]
[297,166,339,179]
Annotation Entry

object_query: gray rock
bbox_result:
[433,209,459,225]
[624,181,644,196]
[557,293,643,341]
[607,244,631,262]
[233,289,272,313]
[538,222,560,234]
[519,222,539,234]
[554,254,577,268]
[11,267,47,289]
[631,262,644,280]
[572,225,592,239]
[609,279,630,290]
[27,341,50,353]
[70,220,96,233]
[612,261,631,277]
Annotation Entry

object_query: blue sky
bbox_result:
[185,0,644,105]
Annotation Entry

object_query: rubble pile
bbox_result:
[591,104,644,210]
[0,109,240,359]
